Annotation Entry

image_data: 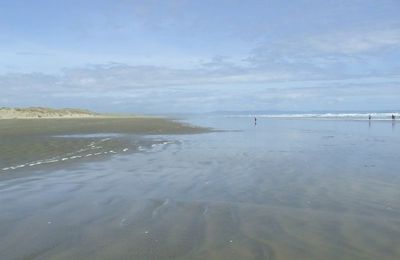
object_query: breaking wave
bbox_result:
[228,112,400,120]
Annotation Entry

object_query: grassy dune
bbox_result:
[0,107,102,119]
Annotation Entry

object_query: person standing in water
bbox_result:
[369,114,372,121]
[392,114,396,130]
[254,116,257,125]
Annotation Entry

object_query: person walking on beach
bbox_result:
[254,116,257,125]
[369,114,372,121]
[392,114,396,120]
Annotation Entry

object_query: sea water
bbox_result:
[0,116,399,259]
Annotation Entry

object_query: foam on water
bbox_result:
[54,134,124,138]
[1,136,179,172]
[228,112,400,120]
[1,138,127,172]
[1,149,129,172]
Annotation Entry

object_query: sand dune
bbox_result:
[0,107,105,119]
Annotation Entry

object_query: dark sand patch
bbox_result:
[0,117,210,179]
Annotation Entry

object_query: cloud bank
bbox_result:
[1,0,399,112]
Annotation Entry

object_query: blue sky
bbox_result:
[1,0,399,113]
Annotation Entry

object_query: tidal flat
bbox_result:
[0,117,208,179]
[0,117,400,259]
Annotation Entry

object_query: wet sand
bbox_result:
[0,117,207,136]
[0,117,209,180]
[1,117,400,259]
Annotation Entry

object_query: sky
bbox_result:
[1,0,399,113]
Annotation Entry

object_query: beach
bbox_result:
[1,116,400,259]
[2,0,398,258]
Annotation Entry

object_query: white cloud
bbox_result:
[51,62,298,90]
[308,28,400,54]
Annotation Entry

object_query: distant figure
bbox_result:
[392,114,396,120]
[369,114,372,121]
[254,116,257,125]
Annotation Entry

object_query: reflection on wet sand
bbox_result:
[1,194,399,259]
[1,118,400,259]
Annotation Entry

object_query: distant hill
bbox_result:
[0,107,101,119]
